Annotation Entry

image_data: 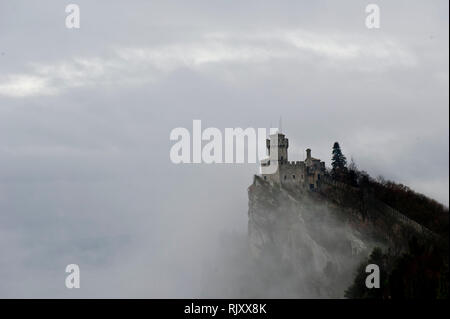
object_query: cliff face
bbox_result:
[247,176,382,298]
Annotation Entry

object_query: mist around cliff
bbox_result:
[196,181,384,298]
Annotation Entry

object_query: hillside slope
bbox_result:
[247,174,448,298]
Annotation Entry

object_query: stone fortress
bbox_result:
[260,132,326,190]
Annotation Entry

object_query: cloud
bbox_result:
[0,0,447,298]
[0,74,57,97]
[0,29,418,98]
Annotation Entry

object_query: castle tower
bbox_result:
[260,132,326,188]
[266,133,289,164]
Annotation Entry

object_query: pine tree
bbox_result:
[331,142,347,174]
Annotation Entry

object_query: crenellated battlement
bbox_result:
[260,132,326,190]
[286,161,304,167]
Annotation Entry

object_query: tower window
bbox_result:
[292,175,295,179]
[284,175,287,180]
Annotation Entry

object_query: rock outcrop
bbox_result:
[247,175,382,298]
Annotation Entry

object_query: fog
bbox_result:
[0,1,448,297]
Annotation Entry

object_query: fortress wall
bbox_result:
[279,162,305,186]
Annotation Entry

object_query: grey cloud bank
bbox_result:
[0,0,448,297]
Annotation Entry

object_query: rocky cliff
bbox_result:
[247,175,384,298]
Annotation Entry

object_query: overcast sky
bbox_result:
[0,0,448,297]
